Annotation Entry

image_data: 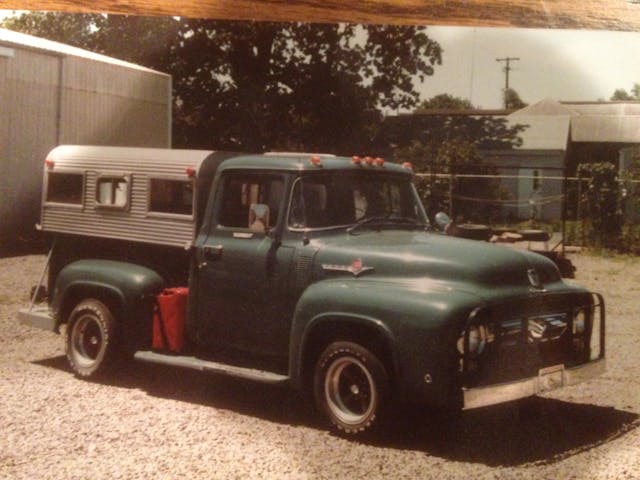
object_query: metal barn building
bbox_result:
[0,28,172,252]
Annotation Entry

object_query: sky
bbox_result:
[416,26,640,110]
[2,10,640,110]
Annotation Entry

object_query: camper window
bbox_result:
[45,171,84,205]
[149,178,194,217]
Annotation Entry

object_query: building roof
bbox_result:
[509,98,576,117]
[0,27,167,76]
[509,98,640,145]
[506,115,571,150]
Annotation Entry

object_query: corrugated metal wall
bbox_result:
[0,47,60,248]
[0,42,171,252]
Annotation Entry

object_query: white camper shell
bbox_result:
[40,145,232,248]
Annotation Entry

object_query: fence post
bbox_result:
[576,172,583,247]
[448,173,454,217]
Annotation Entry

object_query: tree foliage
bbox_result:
[415,93,473,111]
[610,83,640,101]
[504,87,528,110]
[2,13,442,153]
[385,94,524,222]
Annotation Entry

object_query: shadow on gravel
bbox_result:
[372,401,640,467]
[33,355,639,467]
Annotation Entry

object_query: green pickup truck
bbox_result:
[20,145,605,435]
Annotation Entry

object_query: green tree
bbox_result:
[2,13,442,153]
[504,87,527,110]
[579,162,624,248]
[610,83,640,101]
[415,93,473,111]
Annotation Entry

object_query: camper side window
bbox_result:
[149,178,194,216]
[45,172,84,205]
[96,176,130,209]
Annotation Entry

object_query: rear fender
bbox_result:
[51,260,164,350]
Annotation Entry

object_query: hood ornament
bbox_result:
[322,258,374,277]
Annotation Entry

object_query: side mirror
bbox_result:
[434,211,452,231]
[248,203,270,233]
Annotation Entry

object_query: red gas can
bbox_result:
[152,287,189,352]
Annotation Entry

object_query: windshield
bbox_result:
[288,172,427,230]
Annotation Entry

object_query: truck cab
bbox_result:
[20,146,606,435]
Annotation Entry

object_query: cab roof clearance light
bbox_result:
[310,155,323,167]
[351,155,362,165]
[373,157,385,167]
[402,162,414,171]
[185,167,197,178]
[45,159,55,170]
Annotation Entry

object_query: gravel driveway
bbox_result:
[1,253,639,479]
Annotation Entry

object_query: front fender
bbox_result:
[289,277,483,404]
[51,260,164,343]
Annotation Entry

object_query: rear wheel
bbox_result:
[314,341,389,435]
[66,299,118,378]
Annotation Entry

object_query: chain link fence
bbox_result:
[415,172,640,252]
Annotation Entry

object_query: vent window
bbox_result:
[96,176,129,209]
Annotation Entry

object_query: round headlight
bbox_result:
[573,310,586,335]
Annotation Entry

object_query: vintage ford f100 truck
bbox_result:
[20,145,605,435]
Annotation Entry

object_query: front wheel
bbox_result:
[66,299,118,378]
[314,341,389,435]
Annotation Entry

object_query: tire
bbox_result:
[454,224,492,241]
[314,341,389,435]
[66,299,118,378]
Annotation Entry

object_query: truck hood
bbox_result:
[311,230,560,290]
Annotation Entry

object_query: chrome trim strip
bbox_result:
[462,358,606,410]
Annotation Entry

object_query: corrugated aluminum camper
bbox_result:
[41,145,237,285]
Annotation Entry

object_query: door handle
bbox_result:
[203,245,223,261]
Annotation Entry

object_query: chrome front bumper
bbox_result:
[462,358,606,410]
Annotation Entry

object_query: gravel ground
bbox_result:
[1,253,640,480]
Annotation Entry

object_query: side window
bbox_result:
[149,178,194,216]
[96,176,129,209]
[45,172,84,205]
[218,173,284,231]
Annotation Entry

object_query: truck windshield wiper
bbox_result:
[347,214,426,234]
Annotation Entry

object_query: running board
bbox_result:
[133,350,290,385]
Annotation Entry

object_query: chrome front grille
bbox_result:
[458,292,605,388]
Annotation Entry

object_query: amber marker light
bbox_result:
[374,157,385,167]
[402,162,414,171]
[310,155,323,167]
[186,167,197,178]
[364,156,374,166]
[351,155,362,165]
[45,159,55,169]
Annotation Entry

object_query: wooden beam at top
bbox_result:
[2,1,640,31]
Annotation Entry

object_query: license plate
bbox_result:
[538,364,565,392]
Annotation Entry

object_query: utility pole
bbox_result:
[496,57,520,108]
